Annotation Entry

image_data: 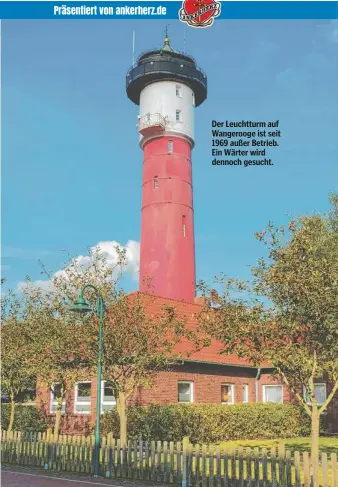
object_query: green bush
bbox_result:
[1,405,48,432]
[101,403,311,443]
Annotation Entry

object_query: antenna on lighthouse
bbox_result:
[164,24,170,45]
[132,30,135,66]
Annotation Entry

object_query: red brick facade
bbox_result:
[37,363,338,435]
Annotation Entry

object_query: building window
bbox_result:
[262,385,283,404]
[178,381,193,403]
[101,381,116,412]
[221,384,234,405]
[304,383,327,406]
[176,85,182,97]
[50,384,66,414]
[182,216,186,237]
[20,388,36,405]
[154,176,159,189]
[74,382,91,414]
[243,384,249,403]
[168,140,173,153]
[176,110,182,122]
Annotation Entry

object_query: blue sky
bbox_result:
[2,19,338,293]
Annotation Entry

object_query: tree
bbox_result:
[25,307,92,440]
[17,247,125,440]
[88,291,191,446]
[1,288,36,432]
[198,194,338,487]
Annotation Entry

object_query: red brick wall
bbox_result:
[136,363,256,405]
[36,363,338,435]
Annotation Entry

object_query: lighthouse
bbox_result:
[126,35,207,302]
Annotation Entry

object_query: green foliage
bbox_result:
[1,289,36,403]
[198,194,338,416]
[1,405,48,432]
[2,250,194,443]
[101,403,311,443]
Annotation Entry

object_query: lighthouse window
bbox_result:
[182,216,186,237]
[176,85,182,97]
[168,140,173,153]
[176,110,182,122]
[154,176,159,189]
[192,93,195,107]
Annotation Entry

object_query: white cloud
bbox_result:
[17,240,140,292]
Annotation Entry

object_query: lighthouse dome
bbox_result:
[126,36,207,107]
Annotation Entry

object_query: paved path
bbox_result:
[1,468,165,487]
[2,470,125,487]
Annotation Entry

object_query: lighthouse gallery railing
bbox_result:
[126,58,207,92]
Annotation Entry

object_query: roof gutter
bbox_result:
[255,367,261,403]
[181,359,272,370]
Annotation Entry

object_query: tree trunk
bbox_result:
[53,399,63,441]
[8,395,15,433]
[311,406,320,487]
[117,392,127,447]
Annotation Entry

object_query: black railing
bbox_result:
[126,59,207,91]
[136,47,198,66]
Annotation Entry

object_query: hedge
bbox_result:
[1,405,48,433]
[101,403,311,443]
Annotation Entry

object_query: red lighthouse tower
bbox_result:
[126,36,207,302]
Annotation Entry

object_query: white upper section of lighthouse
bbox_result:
[138,80,195,148]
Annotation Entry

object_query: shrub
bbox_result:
[101,403,311,443]
[1,405,48,433]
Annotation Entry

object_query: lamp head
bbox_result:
[71,295,92,314]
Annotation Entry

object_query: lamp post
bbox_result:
[71,284,104,478]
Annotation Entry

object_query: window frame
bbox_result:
[221,383,235,405]
[154,176,159,189]
[176,85,182,98]
[175,109,182,122]
[262,384,284,404]
[242,384,249,403]
[74,381,92,415]
[50,383,66,415]
[168,140,173,153]
[178,381,194,404]
[303,383,327,406]
[101,380,117,413]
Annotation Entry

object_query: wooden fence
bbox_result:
[1,431,338,487]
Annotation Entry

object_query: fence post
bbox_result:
[332,453,337,487]
[44,443,49,470]
[182,437,189,487]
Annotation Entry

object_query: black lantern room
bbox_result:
[126,36,208,108]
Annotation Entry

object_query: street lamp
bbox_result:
[71,283,104,478]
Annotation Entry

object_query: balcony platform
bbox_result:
[138,113,166,136]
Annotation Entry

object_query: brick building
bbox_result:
[36,293,338,435]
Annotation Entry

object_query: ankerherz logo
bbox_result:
[179,0,221,28]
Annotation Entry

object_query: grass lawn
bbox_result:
[218,436,338,455]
